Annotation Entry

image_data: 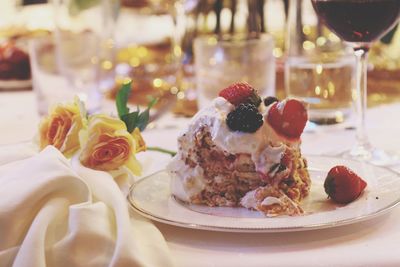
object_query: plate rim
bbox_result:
[0,79,32,90]
[128,155,400,233]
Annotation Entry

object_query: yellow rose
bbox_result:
[39,98,87,157]
[132,127,146,153]
[79,114,144,175]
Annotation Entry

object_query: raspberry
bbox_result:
[264,96,279,107]
[219,82,261,107]
[226,103,263,133]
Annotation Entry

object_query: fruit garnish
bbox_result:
[324,165,367,204]
[226,103,263,133]
[263,96,279,107]
[266,99,308,139]
[219,82,261,107]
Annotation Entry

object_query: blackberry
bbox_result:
[263,96,279,107]
[247,91,262,107]
[226,103,263,133]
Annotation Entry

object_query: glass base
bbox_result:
[308,108,351,125]
[342,144,400,166]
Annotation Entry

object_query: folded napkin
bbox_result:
[0,145,174,267]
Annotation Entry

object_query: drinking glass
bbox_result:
[52,0,119,113]
[112,0,183,109]
[311,0,400,165]
[29,35,71,115]
[285,0,355,125]
[176,0,286,115]
[194,34,276,109]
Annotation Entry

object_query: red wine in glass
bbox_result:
[311,0,400,165]
[311,0,400,44]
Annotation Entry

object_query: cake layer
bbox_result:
[169,126,310,212]
[167,94,311,217]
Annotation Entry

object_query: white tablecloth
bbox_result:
[1,91,400,266]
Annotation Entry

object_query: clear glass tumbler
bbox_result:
[194,34,276,108]
[52,0,119,113]
[285,0,355,125]
[29,35,71,115]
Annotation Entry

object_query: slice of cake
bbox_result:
[167,83,310,217]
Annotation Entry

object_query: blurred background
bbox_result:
[0,0,399,122]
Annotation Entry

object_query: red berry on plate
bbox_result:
[324,165,367,204]
[266,99,308,139]
[219,82,261,107]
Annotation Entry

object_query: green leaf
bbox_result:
[121,112,139,133]
[116,82,131,119]
[136,97,159,131]
[115,82,158,133]
[147,96,159,109]
[136,111,149,132]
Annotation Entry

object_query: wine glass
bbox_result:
[311,0,400,165]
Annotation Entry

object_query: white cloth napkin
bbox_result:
[0,145,174,267]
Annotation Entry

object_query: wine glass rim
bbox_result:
[193,33,274,47]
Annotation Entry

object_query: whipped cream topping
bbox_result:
[240,188,298,214]
[254,144,286,175]
[168,158,206,202]
[168,97,302,201]
[187,97,264,155]
[187,97,299,155]
[261,196,282,207]
[240,189,258,209]
[240,189,285,210]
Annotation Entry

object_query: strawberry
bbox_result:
[324,165,367,204]
[266,99,308,139]
[219,82,261,107]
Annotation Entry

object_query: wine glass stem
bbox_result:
[353,47,372,155]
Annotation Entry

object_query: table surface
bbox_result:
[1,91,400,267]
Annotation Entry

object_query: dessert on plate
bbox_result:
[0,41,30,80]
[167,83,311,217]
[0,41,31,89]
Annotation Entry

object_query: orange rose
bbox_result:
[39,98,86,157]
[79,115,143,175]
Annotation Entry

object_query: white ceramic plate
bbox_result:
[0,79,31,90]
[128,155,400,233]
